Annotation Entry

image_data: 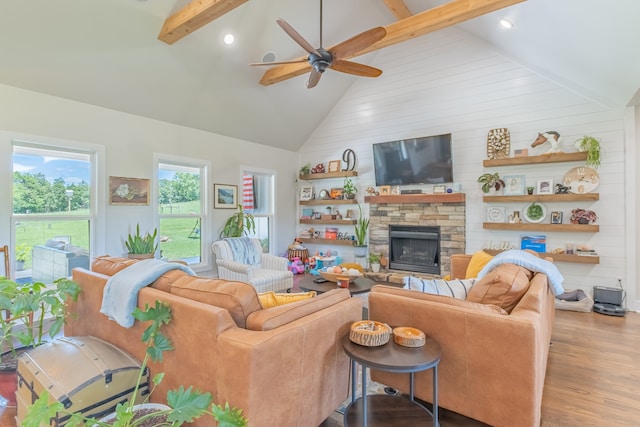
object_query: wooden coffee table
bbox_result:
[342,334,441,427]
[299,276,377,295]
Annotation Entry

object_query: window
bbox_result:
[241,169,275,253]
[12,142,95,283]
[158,159,208,267]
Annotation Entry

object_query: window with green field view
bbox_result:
[242,171,274,253]
[158,161,206,265]
[12,143,94,282]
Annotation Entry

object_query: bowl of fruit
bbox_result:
[319,266,362,283]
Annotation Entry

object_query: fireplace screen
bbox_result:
[389,225,440,274]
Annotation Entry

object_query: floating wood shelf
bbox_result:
[483,193,599,203]
[483,249,599,264]
[299,199,358,206]
[299,171,358,180]
[483,223,599,232]
[299,238,355,246]
[483,152,587,167]
[365,193,465,204]
[299,219,357,225]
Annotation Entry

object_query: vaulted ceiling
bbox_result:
[1,0,638,151]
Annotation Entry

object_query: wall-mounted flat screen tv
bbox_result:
[372,134,453,186]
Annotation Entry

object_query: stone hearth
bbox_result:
[365,194,466,278]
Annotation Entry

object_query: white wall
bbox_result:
[0,84,298,274]
[299,27,636,310]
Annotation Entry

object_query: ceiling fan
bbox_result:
[251,0,386,89]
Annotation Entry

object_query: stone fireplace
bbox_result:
[366,193,465,278]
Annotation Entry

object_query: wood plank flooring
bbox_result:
[2,310,639,426]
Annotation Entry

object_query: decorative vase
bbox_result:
[371,263,380,273]
[353,245,367,258]
[578,218,589,224]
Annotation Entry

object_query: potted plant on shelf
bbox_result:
[477,172,506,193]
[368,253,381,273]
[527,186,535,195]
[299,163,312,176]
[574,135,602,169]
[23,300,248,427]
[126,223,158,259]
[570,208,598,224]
[343,177,357,199]
[353,204,369,257]
[220,204,256,238]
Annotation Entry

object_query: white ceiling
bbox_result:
[1,0,638,152]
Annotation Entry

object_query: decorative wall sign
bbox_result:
[486,128,510,159]
[109,176,150,205]
[487,206,506,223]
[328,160,341,173]
[342,149,356,171]
[214,184,238,209]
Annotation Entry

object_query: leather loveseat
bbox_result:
[368,252,556,427]
[66,256,361,427]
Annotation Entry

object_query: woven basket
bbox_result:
[349,321,392,347]
[393,327,426,347]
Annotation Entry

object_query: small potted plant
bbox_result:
[220,204,256,238]
[570,208,598,224]
[353,204,369,257]
[343,177,357,199]
[574,135,602,169]
[126,223,158,259]
[299,163,312,176]
[477,172,506,193]
[15,243,30,271]
[368,253,381,272]
[527,186,535,195]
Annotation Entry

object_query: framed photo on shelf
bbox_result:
[299,185,313,201]
[214,184,238,209]
[503,175,525,195]
[550,211,563,224]
[537,179,553,195]
[109,176,150,205]
[379,185,391,195]
[433,184,447,194]
[328,160,341,173]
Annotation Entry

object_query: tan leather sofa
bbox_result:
[66,257,362,427]
[369,253,555,427]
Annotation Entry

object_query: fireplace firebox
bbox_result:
[388,225,440,274]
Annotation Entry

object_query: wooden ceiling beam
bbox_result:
[384,0,413,20]
[259,0,526,86]
[158,0,248,45]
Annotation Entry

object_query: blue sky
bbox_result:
[13,153,91,185]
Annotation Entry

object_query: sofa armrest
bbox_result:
[260,253,289,270]
[450,253,472,279]
[216,258,253,276]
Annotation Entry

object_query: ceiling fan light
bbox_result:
[499,18,513,29]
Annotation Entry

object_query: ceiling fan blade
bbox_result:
[330,59,383,78]
[277,18,319,55]
[250,59,308,66]
[306,69,322,89]
[330,27,386,59]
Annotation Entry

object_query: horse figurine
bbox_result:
[531,131,563,154]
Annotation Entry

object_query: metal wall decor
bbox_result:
[342,149,356,171]
[486,128,510,159]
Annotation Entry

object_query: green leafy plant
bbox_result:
[477,173,506,193]
[22,300,247,427]
[0,277,80,354]
[343,177,357,198]
[368,253,381,264]
[574,136,602,169]
[15,243,30,263]
[354,204,369,247]
[126,223,158,255]
[526,203,544,221]
[220,204,256,238]
[299,163,312,176]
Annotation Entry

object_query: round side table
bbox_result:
[342,333,441,427]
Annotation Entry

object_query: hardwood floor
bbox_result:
[3,310,639,426]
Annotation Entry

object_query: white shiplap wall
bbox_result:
[298,27,633,309]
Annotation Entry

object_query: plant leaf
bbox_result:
[166,386,212,423]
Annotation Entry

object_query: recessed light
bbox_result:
[223,33,235,45]
[500,19,513,29]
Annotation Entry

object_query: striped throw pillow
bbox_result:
[403,276,477,300]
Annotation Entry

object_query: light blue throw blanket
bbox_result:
[224,237,260,265]
[100,259,195,328]
[477,249,565,296]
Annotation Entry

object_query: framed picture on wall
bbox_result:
[503,175,525,195]
[328,160,341,173]
[300,185,313,201]
[109,176,150,205]
[214,184,238,209]
[379,185,391,195]
[537,179,553,195]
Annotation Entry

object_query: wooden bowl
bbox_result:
[350,321,392,347]
[393,327,426,347]
[319,271,361,283]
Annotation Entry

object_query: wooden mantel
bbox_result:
[365,193,465,204]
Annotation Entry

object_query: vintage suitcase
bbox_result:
[16,336,149,426]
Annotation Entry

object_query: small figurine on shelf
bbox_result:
[311,163,325,174]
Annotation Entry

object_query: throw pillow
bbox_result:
[465,250,494,279]
[467,263,533,313]
[403,276,476,300]
[258,291,316,309]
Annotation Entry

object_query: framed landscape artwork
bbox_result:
[109,176,150,205]
[214,184,238,209]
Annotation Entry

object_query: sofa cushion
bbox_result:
[465,250,494,279]
[258,291,316,309]
[403,276,476,299]
[246,288,351,331]
[151,269,191,293]
[170,276,262,328]
[92,255,138,276]
[467,263,533,313]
